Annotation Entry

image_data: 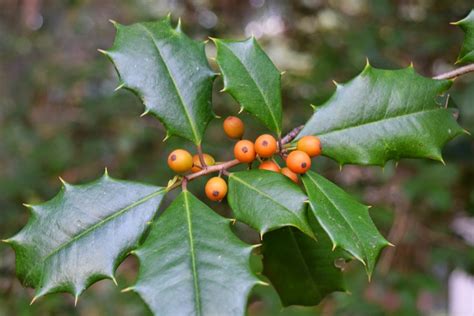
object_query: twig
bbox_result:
[181,177,188,191]
[281,125,304,144]
[167,127,299,191]
[433,63,474,80]
[196,144,207,169]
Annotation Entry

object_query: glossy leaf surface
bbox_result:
[302,171,389,277]
[132,191,259,316]
[228,170,313,238]
[103,17,215,144]
[7,173,165,302]
[455,9,474,64]
[214,38,282,135]
[297,65,464,166]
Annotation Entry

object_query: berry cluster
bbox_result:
[167,116,322,201]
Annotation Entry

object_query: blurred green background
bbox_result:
[1,0,474,315]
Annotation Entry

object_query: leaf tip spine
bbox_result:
[114,83,125,91]
[22,202,33,208]
[229,218,237,225]
[280,71,286,76]
[30,295,40,305]
[121,286,135,293]
[257,280,270,287]
[74,294,79,307]
[387,241,396,247]
[238,106,244,114]
[332,243,337,251]
[439,157,446,166]
[162,133,171,142]
[309,104,317,111]
[208,36,218,43]
[108,19,118,26]
[111,276,118,286]
[58,176,68,186]
[140,109,150,117]
[219,87,227,93]
[1,239,11,244]
[364,57,371,69]
[104,167,109,177]
[176,17,182,32]
[367,272,373,282]
[463,129,471,136]
[97,49,109,56]
[251,243,262,249]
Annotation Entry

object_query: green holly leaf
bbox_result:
[101,17,215,144]
[131,191,260,315]
[262,216,348,307]
[454,9,474,64]
[228,170,314,239]
[5,172,165,303]
[213,37,283,135]
[302,171,390,278]
[297,65,465,166]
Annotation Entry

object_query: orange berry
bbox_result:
[205,177,228,201]
[167,149,193,173]
[234,140,256,163]
[223,116,245,139]
[255,134,277,158]
[297,136,322,157]
[281,167,299,183]
[191,154,215,173]
[259,160,280,172]
[286,150,311,174]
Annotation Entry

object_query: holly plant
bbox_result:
[4,10,474,316]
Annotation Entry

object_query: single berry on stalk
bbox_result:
[286,150,311,174]
[255,134,277,158]
[223,116,245,139]
[297,135,322,157]
[234,140,256,163]
[167,149,193,173]
[205,177,228,201]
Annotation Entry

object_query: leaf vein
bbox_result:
[139,24,200,143]
[220,43,280,133]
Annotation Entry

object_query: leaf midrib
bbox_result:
[231,175,306,231]
[315,107,444,137]
[183,191,202,315]
[26,188,165,281]
[219,42,280,134]
[305,172,368,265]
[139,24,200,143]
